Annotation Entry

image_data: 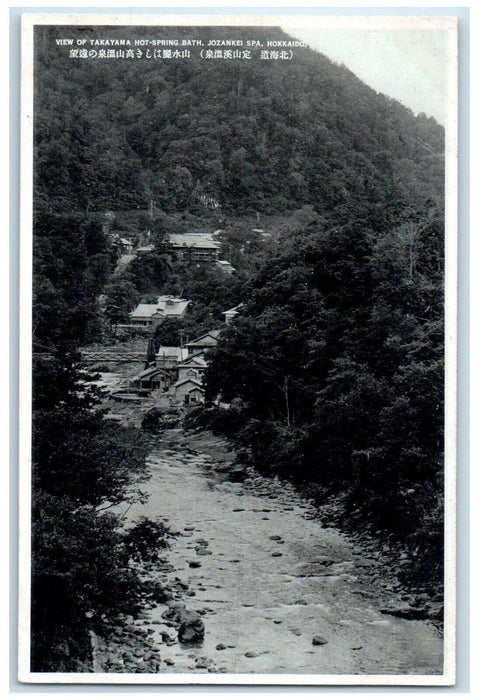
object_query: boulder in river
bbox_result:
[229,467,247,482]
[178,610,205,643]
[196,546,212,556]
[188,560,201,568]
[195,656,209,668]
[162,601,187,625]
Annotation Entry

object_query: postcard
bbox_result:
[18,11,458,685]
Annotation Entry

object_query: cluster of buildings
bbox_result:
[116,231,237,333]
[127,304,242,406]
[130,329,222,405]
[111,228,243,406]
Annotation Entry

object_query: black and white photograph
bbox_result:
[18,12,458,685]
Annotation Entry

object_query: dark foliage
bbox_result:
[33,213,113,351]
[31,213,171,670]
[33,405,147,507]
[141,407,181,431]
[30,351,170,671]
[103,276,140,330]
[122,517,173,563]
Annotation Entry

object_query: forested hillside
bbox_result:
[34,24,443,221]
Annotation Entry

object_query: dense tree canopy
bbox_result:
[34,25,443,222]
[33,213,114,351]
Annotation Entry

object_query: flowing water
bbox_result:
[121,431,444,677]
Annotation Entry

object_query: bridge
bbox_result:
[81,342,147,366]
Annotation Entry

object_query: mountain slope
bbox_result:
[34,25,444,220]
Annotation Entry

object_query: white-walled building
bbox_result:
[127,296,190,329]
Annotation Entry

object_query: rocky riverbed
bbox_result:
[95,429,444,677]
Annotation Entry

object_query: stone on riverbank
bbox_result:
[195,545,213,555]
[195,656,210,668]
[178,615,205,643]
[380,605,429,620]
[162,602,205,643]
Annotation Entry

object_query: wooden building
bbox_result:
[186,330,221,357]
[177,353,208,383]
[174,377,205,405]
[169,233,220,261]
[222,303,243,325]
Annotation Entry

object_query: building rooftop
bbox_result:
[129,296,189,320]
[222,303,243,315]
[169,233,220,250]
[178,353,209,368]
[136,365,165,379]
[136,244,155,253]
[156,346,189,361]
[186,330,221,347]
[129,304,162,319]
[216,260,236,272]
[174,377,205,389]
[156,296,190,317]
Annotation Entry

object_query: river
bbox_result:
[105,429,444,678]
